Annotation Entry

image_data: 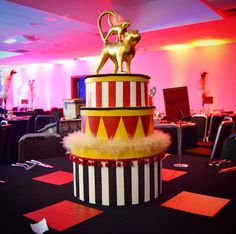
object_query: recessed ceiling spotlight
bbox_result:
[45,17,58,22]
[30,22,39,26]
[0,50,22,58]
[3,38,17,44]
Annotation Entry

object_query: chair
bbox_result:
[19,107,28,112]
[220,134,236,161]
[223,116,233,121]
[25,110,45,133]
[12,107,19,111]
[155,123,179,154]
[51,107,63,121]
[183,119,234,159]
[0,108,7,116]
[18,133,66,163]
[0,124,11,165]
[190,114,208,141]
[59,119,81,137]
[207,115,225,142]
[34,108,45,115]
[25,111,37,133]
[34,115,58,133]
[210,120,234,159]
[0,118,7,125]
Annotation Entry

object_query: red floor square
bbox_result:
[161,191,230,217]
[32,171,73,185]
[162,168,187,181]
[23,200,103,231]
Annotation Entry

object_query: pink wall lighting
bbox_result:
[5,42,236,114]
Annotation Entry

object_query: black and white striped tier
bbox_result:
[72,158,162,206]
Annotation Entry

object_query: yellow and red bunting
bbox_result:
[140,115,151,136]
[102,116,121,139]
[82,113,154,139]
[122,116,139,138]
[87,116,100,136]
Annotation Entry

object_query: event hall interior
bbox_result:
[0,1,236,234]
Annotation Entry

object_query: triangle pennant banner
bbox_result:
[122,116,139,138]
[140,115,151,136]
[96,118,108,139]
[134,118,145,138]
[115,118,129,140]
[88,116,101,136]
[102,116,121,139]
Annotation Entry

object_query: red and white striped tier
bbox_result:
[85,74,150,108]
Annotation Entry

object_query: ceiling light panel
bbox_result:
[0,51,22,59]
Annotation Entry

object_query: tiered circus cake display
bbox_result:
[63,11,170,206]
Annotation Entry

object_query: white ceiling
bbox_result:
[0,0,236,65]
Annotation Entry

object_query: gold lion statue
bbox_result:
[96,10,141,74]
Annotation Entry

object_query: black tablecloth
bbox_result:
[0,155,235,234]
[4,117,30,164]
[155,122,198,154]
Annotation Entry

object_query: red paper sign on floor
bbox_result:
[162,168,187,181]
[23,200,103,231]
[32,171,73,185]
[161,191,230,217]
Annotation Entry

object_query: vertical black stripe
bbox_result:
[149,162,154,200]
[95,164,102,205]
[157,161,161,196]
[74,163,79,198]
[109,166,117,206]
[138,163,144,203]
[83,164,89,203]
[124,165,132,205]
